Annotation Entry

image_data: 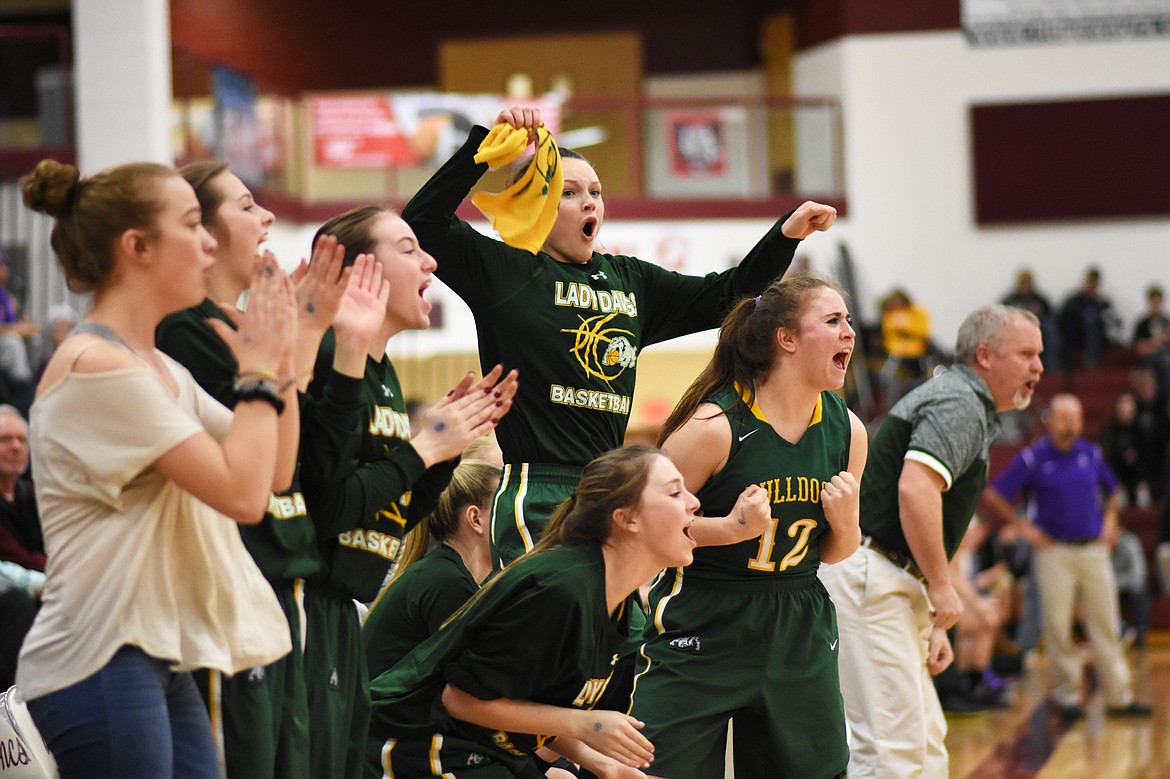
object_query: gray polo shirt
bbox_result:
[860,364,1002,562]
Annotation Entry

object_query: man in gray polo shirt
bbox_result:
[819,304,1043,778]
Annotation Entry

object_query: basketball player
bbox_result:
[362,458,499,679]
[402,105,838,566]
[303,206,518,779]
[629,275,866,779]
[366,445,710,779]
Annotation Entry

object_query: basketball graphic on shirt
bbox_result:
[603,336,637,369]
[560,313,637,388]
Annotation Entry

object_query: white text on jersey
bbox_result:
[368,406,410,439]
[554,282,639,317]
[549,385,631,415]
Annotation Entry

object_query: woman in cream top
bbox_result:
[17,158,299,779]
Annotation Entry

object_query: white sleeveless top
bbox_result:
[17,350,290,700]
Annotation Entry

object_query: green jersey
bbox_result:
[157,299,326,583]
[860,364,1001,562]
[368,544,629,759]
[402,126,801,467]
[362,544,478,680]
[302,331,457,602]
[685,387,852,584]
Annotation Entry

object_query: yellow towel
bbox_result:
[472,123,563,255]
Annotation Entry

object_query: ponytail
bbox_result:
[659,274,846,444]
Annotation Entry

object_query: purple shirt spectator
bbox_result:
[0,251,16,324]
[992,437,1118,542]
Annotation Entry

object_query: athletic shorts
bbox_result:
[195,579,310,779]
[630,572,847,779]
[304,585,370,779]
[488,464,582,568]
[366,732,545,779]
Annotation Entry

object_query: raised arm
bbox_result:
[399,126,501,302]
[401,114,547,306]
[637,203,834,347]
[155,260,297,523]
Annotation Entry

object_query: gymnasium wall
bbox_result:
[794,31,1170,343]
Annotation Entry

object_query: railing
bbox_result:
[169,90,846,221]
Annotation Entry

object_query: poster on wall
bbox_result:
[962,0,1170,45]
[666,112,729,177]
[212,66,264,188]
[311,93,561,170]
[645,106,763,198]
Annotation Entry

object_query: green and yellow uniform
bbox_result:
[158,300,325,779]
[402,127,802,565]
[362,544,478,681]
[365,544,630,779]
[630,387,852,779]
[301,330,458,779]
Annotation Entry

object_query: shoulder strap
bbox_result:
[69,321,133,350]
[63,322,148,373]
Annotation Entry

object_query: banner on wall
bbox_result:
[666,111,729,177]
[212,66,264,188]
[647,106,762,198]
[963,0,1170,45]
[311,93,561,169]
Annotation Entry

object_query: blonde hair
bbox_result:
[440,445,663,628]
[390,459,500,581]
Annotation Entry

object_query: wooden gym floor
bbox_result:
[948,631,1170,778]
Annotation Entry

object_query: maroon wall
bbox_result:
[794,0,960,49]
[171,1,794,93]
[169,0,963,94]
[971,95,1170,224]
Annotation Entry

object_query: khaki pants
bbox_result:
[1034,543,1134,707]
[818,546,948,779]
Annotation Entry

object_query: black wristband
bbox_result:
[530,754,580,776]
[233,382,286,415]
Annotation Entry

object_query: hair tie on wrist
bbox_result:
[238,369,295,394]
[232,377,286,414]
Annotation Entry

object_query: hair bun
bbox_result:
[20,158,81,219]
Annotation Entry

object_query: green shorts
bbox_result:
[196,579,310,779]
[304,585,370,779]
[488,464,582,567]
[630,572,847,779]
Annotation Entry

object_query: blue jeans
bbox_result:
[26,645,219,779]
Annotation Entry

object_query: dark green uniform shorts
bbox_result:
[196,580,310,779]
[365,732,545,779]
[304,585,370,779]
[630,573,848,779]
[488,463,581,567]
